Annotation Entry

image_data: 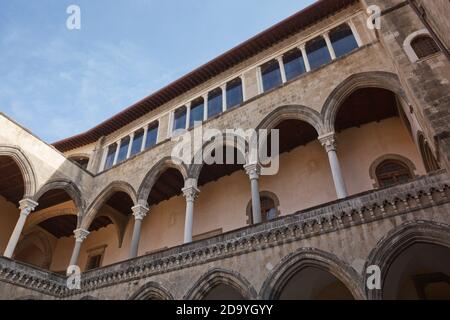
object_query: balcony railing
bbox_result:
[1,170,449,298]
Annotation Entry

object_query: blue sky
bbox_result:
[0,0,314,143]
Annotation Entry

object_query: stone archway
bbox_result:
[129,282,174,300]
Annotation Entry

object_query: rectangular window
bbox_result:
[145,122,158,149]
[330,24,359,58]
[130,129,144,157]
[306,37,331,70]
[226,78,243,109]
[208,88,223,119]
[283,49,306,81]
[261,60,282,92]
[189,98,204,128]
[104,144,117,170]
[172,107,187,132]
[116,136,130,164]
[86,254,102,271]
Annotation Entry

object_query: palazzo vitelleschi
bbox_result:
[1,0,450,300]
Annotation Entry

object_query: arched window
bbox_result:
[246,191,280,224]
[375,160,413,188]
[411,35,440,59]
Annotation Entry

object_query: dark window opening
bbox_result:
[283,48,306,81]
[173,107,187,132]
[116,136,130,164]
[145,122,159,149]
[130,129,144,157]
[104,143,117,170]
[330,24,359,58]
[85,254,102,271]
[208,88,223,119]
[226,78,243,110]
[376,160,413,188]
[306,37,331,70]
[261,59,282,92]
[190,98,204,128]
[411,35,440,59]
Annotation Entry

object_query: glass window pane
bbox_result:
[283,49,306,81]
[173,107,187,132]
[116,136,130,164]
[261,60,282,92]
[189,99,204,128]
[104,144,117,170]
[208,88,222,119]
[306,37,331,70]
[226,78,243,109]
[145,123,158,149]
[330,24,359,58]
[130,129,144,157]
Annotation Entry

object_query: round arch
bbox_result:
[137,157,189,204]
[184,268,257,300]
[189,133,249,181]
[321,72,408,132]
[364,220,450,300]
[260,248,365,300]
[0,145,37,198]
[81,181,137,231]
[368,154,418,188]
[256,105,324,135]
[129,282,174,300]
[14,229,53,269]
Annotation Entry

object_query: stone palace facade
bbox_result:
[1,0,449,300]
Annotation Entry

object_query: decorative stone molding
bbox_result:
[1,171,449,298]
[182,186,200,202]
[403,29,431,63]
[19,199,39,216]
[318,132,337,153]
[132,205,149,221]
[74,229,90,243]
[244,163,261,180]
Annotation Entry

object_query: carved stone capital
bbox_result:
[18,198,39,217]
[132,205,149,221]
[244,163,261,180]
[74,228,90,242]
[319,132,338,153]
[182,186,200,202]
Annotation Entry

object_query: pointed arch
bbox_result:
[322,72,408,132]
[184,268,257,300]
[81,181,137,232]
[260,248,365,300]
[0,145,37,198]
[256,105,324,134]
[33,179,85,215]
[364,220,450,300]
[137,157,188,204]
[129,282,174,300]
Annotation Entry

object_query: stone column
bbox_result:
[319,133,348,199]
[3,199,38,258]
[244,163,262,224]
[182,180,200,244]
[69,228,90,267]
[277,56,287,83]
[129,205,149,259]
[221,84,227,112]
[299,44,311,72]
[323,32,337,60]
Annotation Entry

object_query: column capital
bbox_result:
[132,205,149,221]
[319,132,338,153]
[244,163,261,180]
[182,186,200,202]
[18,199,38,216]
[74,228,90,242]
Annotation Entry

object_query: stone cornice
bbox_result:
[1,171,449,298]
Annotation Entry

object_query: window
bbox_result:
[104,143,117,170]
[145,122,159,149]
[70,156,89,170]
[189,98,204,128]
[411,35,440,59]
[130,129,144,157]
[376,160,413,188]
[173,106,187,132]
[246,191,280,225]
[116,136,130,164]
[261,59,282,92]
[226,78,243,109]
[330,24,359,58]
[85,254,102,271]
[208,88,223,119]
[283,48,306,81]
[306,36,331,70]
